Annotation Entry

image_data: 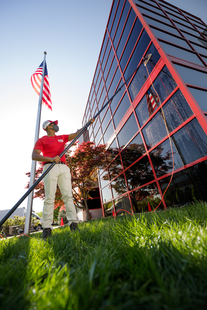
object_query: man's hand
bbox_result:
[51,156,61,163]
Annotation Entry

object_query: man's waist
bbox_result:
[43,162,66,166]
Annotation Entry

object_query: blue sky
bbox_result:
[0,0,206,214]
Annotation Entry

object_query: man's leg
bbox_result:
[43,164,59,230]
[58,165,78,225]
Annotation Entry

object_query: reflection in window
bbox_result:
[160,161,207,207]
[108,154,123,180]
[191,42,207,56]
[111,173,128,198]
[125,155,154,190]
[102,185,112,203]
[103,121,114,144]
[106,56,117,90]
[131,183,161,213]
[114,195,132,214]
[113,0,130,50]
[154,30,189,49]
[146,19,179,36]
[111,0,124,40]
[188,87,207,111]
[121,133,145,169]
[150,138,184,177]
[117,113,138,148]
[108,66,121,99]
[102,108,111,130]
[110,80,125,114]
[113,92,131,128]
[174,64,207,89]
[120,18,143,73]
[173,118,207,165]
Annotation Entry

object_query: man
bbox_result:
[32,120,82,238]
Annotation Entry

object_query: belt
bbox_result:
[43,162,65,166]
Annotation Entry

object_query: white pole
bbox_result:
[24,51,47,235]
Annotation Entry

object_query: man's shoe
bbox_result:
[43,228,52,239]
[70,222,79,231]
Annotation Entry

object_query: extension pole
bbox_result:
[0,58,144,229]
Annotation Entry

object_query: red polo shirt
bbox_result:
[34,135,69,164]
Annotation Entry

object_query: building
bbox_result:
[82,0,207,217]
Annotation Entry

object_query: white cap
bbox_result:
[42,120,58,131]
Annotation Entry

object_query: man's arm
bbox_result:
[32,149,60,163]
[68,119,95,141]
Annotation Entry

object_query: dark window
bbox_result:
[174,64,207,89]
[102,40,111,71]
[102,108,111,130]
[111,0,124,40]
[125,155,154,190]
[103,121,114,143]
[97,79,103,103]
[104,48,114,80]
[188,87,207,112]
[117,9,136,59]
[172,118,207,165]
[136,2,163,16]
[114,1,131,50]
[113,92,131,128]
[111,173,127,198]
[108,0,118,32]
[120,18,143,72]
[117,113,138,148]
[146,18,180,36]
[191,42,207,56]
[100,33,108,63]
[121,133,145,169]
[110,79,125,114]
[106,56,117,90]
[155,31,190,49]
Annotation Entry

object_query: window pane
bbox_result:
[111,174,128,198]
[117,113,138,148]
[101,185,112,203]
[113,92,131,128]
[153,29,190,49]
[110,81,126,114]
[102,108,111,130]
[103,121,114,143]
[120,18,143,72]
[191,43,207,56]
[108,0,118,32]
[146,19,180,36]
[111,0,124,40]
[113,0,130,49]
[108,66,121,99]
[172,118,207,164]
[188,87,207,112]
[104,48,114,80]
[106,57,117,90]
[174,64,207,89]
[121,133,145,169]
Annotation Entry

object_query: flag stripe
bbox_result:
[31,61,52,110]
[146,89,159,116]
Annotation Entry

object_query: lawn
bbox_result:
[0,202,207,310]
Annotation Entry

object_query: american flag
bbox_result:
[146,89,159,116]
[31,62,52,110]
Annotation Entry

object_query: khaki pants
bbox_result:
[43,164,77,229]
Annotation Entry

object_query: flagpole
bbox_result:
[24,52,47,235]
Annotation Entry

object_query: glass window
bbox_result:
[117,9,136,59]
[117,113,138,148]
[144,15,171,26]
[188,87,207,112]
[113,92,131,128]
[146,18,180,36]
[125,155,154,190]
[98,88,106,109]
[159,42,204,66]
[191,43,207,56]
[108,66,121,99]
[120,18,143,72]
[102,108,111,130]
[141,10,171,24]
[108,0,118,32]
[108,154,123,178]
[173,64,207,89]
[174,22,198,35]
[114,195,132,214]
[97,79,103,103]
[150,138,184,177]
[102,40,111,71]
[172,118,207,165]
[136,2,163,16]
[121,133,145,169]
[111,0,124,40]
[114,0,130,50]
[106,57,117,90]
[125,41,160,83]
[111,173,128,198]
[101,185,112,203]
[99,171,110,189]
[110,80,125,114]
[167,13,190,27]
[100,33,108,64]
[104,48,114,80]
[181,30,206,46]
[103,121,114,143]
[153,29,189,49]
[95,129,102,145]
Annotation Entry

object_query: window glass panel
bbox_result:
[95,129,102,145]
[97,79,103,103]
[120,18,143,72]
[110,81,125,114]
[111,173,127,198]
[188,87,207,111]
[99,172,110,189]
[159,42,204,66]
[144,15,171,26]
[106,57,117,90]
[152,29,189,49]
[150,138,184,177]
[98,88,106,109]
[181,30,206,46]
[108,154,123,178]
[141,11,170,24]
[191,43,207,56]
[174,22,197,34]
[103,121,114,143]
[108,0,118,32]
[146,18,180,36]
[101,185,112,203]
[113,92,131,128]
[100,33,108,63]
[108,66,121,99]
[114,195,132,213]
[102,40,111,71]
[174,64,207,89]
[121,133,145,169]
[172,118,207,165]
[114,0,130,50]
[117,113,138,148]
[117,9,136,59]
[167,13,190,27]
[136,3,163,16]
[102,108,111,130]
[111,0,124,40]
[104,48,114,80]
[125,155,154,189]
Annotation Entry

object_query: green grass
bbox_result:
[1,201,207,310]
